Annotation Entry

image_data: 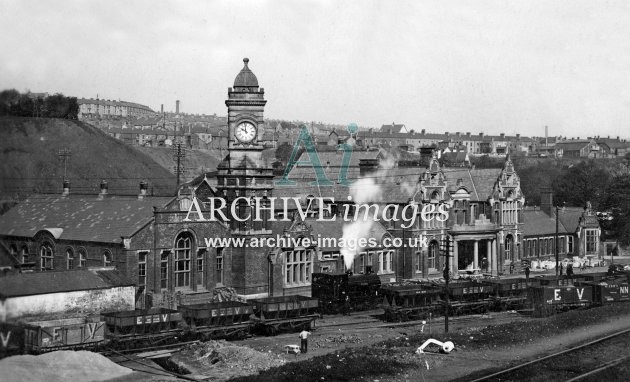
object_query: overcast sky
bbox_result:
[1,0,629,139]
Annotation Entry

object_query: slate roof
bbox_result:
[305,217,389,251]
[522,209,570,236]
[443,168,502,201]
[0,269,134,298]
[0,195,173,243]
[556,140,591,151]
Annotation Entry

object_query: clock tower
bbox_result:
[225,58,267,166]
[217,58,275,296]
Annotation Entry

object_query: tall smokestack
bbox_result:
[176,100,180,114]
[545,126,548,146]
[161,104,164,113]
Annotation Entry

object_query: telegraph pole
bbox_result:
[441,235,452,333]
[173,143,186,190]
[555,204,559,276]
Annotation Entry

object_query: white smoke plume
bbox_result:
[341,171,382,271]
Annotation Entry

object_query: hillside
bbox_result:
[136,146,222,183]
[0,117,176,202]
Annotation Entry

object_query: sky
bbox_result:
[1,0,629,139]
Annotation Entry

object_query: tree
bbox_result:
[600,175,630,245]
[0,89,20,115]
[275,141,296,163]
[553,160,612,208]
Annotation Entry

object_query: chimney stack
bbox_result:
[98,180,108,199]
[176,100,180,114]
[161,104,164,113]
[62,180,70,197]
[540,187,553,216]
[138,181,148,200]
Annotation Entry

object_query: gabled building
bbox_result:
[522,189,602,261]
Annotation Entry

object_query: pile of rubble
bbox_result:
[0,351,132,382]
[171,340,285,381]
[211,287,247,303]
[314,334,364,348]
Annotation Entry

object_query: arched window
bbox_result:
[40,242,54,271]
[103,250,112,267]
[66,247,75,270]
[175,233,193,288]
[78,248,87,268]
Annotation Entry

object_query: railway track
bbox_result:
[469,327,630,382]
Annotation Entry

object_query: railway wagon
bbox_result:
[381,283,442,322]
[529,285,593,317]
[444,280,495,315]
[311,272,381,314]
[178,301,253,340]
[580,279,630,304]
[0,322,26,358]
[487,278,531,310]
[21,316,106,352]
[102,308,183,349]
[251,295,319,335]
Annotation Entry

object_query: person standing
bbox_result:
[299,329,310,354]
[559,263,564,276]
[524,266,530,284]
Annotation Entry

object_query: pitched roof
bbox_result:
[443,168,502,201]
[305,217,389,251]
[523,209,570,236]
[0,269,134,298]
[0,195,172,243]
[556,140,591,151]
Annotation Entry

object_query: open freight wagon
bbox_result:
[178,301,253,340]
[250,295,319,335]
[101,308,183,349]
[381,283,442,322]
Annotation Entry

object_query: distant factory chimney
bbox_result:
[97,180,108,200]
[176,100,180,114]
[138,181,148,200]
[161,104,164,113]
[61,180,70,197]
[545,126,548,146]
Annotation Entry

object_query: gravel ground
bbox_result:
[229,302,630,381]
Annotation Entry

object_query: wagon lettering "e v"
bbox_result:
[577,288,585,300]
[86,323,98,339]
[0,331,11,347]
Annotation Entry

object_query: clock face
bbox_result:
[235,122,257,143]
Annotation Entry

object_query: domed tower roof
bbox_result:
[233,58,259,88]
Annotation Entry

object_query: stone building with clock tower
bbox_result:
[216,58,275,297]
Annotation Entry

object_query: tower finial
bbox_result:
[243,57,249,65]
